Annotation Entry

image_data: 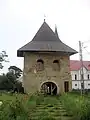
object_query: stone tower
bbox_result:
[17,21,77,95]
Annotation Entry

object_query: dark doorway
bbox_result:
[41,82,57,95]
[64,81,69,92]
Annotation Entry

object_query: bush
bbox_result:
[60,93,90,120]
[0,97,29,120]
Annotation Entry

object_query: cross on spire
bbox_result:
[44,14,46,22]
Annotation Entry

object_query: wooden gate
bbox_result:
[41,82,57,95]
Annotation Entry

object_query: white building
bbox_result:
[70,60,90,90]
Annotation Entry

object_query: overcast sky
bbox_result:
[0,0,90,74]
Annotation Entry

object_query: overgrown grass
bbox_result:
[60,93,90,120]
[0,92,23,102]
[0,92,90,120]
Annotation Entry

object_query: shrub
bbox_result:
[0,97,29,120]
[60,93,90,120]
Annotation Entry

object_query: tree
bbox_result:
[0,51,8,69]
[0,74,13,90]
[6,72,17,91]
[6,72,16,84]
[7,67,24,93]
[0,65,24,93]
[8,66,22,78]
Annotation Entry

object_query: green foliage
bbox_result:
[0,74,13,90]
[0,72,23,92]
[0,93,90,120]
[0,97,29,120]
[6,72,16,82]
[0,51,8,69]
[60,93,90,120]
[8,66,22,78]
[0,73,15,91]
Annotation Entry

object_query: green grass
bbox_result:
[0,93,24,102]
[0,92,90,120]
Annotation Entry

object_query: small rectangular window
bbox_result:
[88,84,90,85]
[75,74,77,80]
[81,74,84,80]
[81,83,84,89]
[87,74,89,79]
[75,84,77,86]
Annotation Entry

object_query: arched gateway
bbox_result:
[41,82,57,95]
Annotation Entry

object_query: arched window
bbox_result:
[36,59,44,71]
[53,60,60,71]
[75,74,77,80]
[87,74,89,80]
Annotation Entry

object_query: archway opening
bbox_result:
[41,82,57,95]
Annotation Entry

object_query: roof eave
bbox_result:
[17,50,78,57]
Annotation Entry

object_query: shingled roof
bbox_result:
[70,60,90,71]
[17,21,77,57]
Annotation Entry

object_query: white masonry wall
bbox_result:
[71,67,90,89]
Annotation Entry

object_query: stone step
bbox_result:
[49,111,68,116]
[31,110,69,117]
[30,116,73,120]
[36,105,65,109]
[54,116,73,120]
[34,108,66,113]
[30,102,73,120]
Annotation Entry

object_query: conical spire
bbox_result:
[17,22,78,57]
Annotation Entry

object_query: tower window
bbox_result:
[53,60,60,71]
[75,74,77,80]
[75,84,77,86]
[87,74,89,79]
[36,59,44,71]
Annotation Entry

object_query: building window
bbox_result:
[75,84,77,86]
[36,59,44,71]
[53,60,60,71]
[81,74,84,80]
[81,83,84,89]
[87,74,89,80]
[88,84,90,85]
[75,74,77,80]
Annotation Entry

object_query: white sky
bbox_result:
[0,0,90,73]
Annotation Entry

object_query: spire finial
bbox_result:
[44,14,46,22]
[55,24,58,37]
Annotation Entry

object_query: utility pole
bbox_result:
[79,41,84,95]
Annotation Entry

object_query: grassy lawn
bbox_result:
[0,92,90,120]
[0,93,24,101]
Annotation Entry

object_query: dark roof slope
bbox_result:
[17,21,78,57]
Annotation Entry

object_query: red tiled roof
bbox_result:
[70,60,90,71]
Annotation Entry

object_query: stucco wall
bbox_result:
[23,52,72,94]
[71,67,90,89]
